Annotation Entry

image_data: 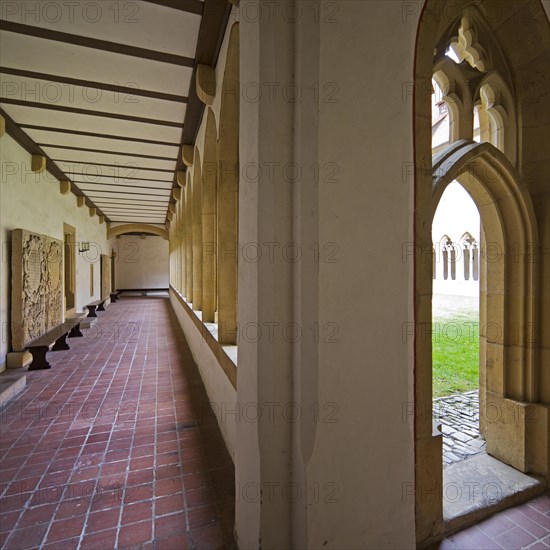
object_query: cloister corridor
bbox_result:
[1,0,549,547]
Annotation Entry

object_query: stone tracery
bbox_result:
[434,13,515,160]
[450,17,489,71]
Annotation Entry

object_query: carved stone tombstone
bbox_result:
[101,254,111,300]
[11,229,63,351]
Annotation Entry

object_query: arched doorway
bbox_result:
[414,1,549,540]
[417,138,543,540]
[432,182,481,468]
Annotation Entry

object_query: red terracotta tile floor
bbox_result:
[430,494,550,549]
[0,297,236,549]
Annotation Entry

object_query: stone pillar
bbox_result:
[218,23,239,345]
[186,174,194,302]
[311,2,417,547]
[192,156,203,310]
[202,111,217,323]
[236,4,295,547]
[172,208,178,291]
[179,194,186,296]
[463,247,470,280]
[237,2,418,548]
[450,247,456,280]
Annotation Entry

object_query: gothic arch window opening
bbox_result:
[460,232,479,281]
[416,1,547,541]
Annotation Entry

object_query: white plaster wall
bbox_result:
[109,235,169,289]
[169,290,236,460]
[308,2,418,547]
[237,4,295,547]
[0,133,108,371]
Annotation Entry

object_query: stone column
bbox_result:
[192,157,203,310]
[202,111,217,322]
[186,173,194,302]
[179,192,186,296]
[218,23,239,345]
[236,3,295,547]
[237,2,418,548]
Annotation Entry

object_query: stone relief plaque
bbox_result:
[11,229,64,351]
[101,254,111,300]
[46,240,63,331]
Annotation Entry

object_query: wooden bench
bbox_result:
[110,291,120,303]
[27,315,86,371]
[86,299,106,317]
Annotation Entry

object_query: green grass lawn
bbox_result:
[432,313,479,398]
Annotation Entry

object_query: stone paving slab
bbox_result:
[433,390,486,466]
[442,453,543,521]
